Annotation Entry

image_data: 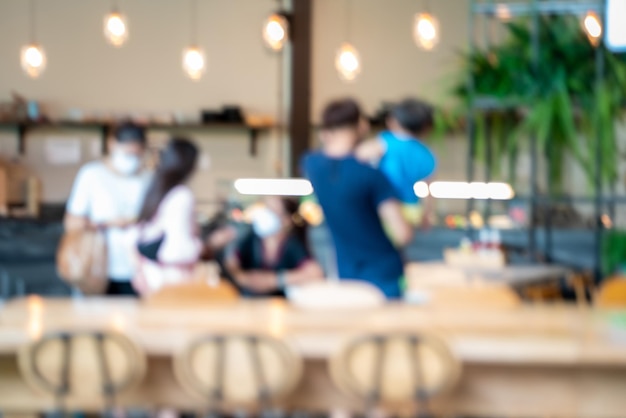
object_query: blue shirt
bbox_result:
[302,152,404,298]
[378,131,436,204]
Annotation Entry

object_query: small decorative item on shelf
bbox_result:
[245,115,274,128]
[201,106,245,124]
[222,106,244,123]
[201,110,222,124]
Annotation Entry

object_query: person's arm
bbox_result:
[200,226,237,260]
[224,241,323,293]
[280,259,324,286]
[355,138,385,166]
[369,169,414,247]
[378,200,414,246]
[64,166,92,232]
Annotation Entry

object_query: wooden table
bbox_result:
[1,297,626,417]
[405,261,579,300]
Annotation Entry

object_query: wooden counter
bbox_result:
[1,297,626,417]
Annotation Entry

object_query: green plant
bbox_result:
[453,14,626,192]
[603,230,626,276]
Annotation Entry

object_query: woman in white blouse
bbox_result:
[132,138,221,296]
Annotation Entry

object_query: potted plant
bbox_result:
[452,14,626,192]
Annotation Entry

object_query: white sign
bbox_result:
[45,138,81,165]
[606,0,626,52]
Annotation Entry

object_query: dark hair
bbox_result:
[280,197,309,251]
[138,137,198,222]
[113,121,147,145]
[321,98,363,130]
[390,98,434,136]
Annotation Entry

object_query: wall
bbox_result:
[312,0,468,118]
[0,0,285,210]
[1,0,623,221]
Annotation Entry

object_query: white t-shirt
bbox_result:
[133,185,202,292]
[66,161,152,281]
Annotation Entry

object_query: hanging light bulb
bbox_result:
[413,13,440,50]
[20,44,46,78]
[182,46,206,81]
[582,11,602,46]
[21,0,46,79]
[335,42,361,82]
[263,13,289,51]
[182,0,206,80]
[103,11,129,47]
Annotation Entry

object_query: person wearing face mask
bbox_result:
[64,121,152,296]
[224,196,323,297]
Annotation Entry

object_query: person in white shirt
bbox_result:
[132,137,209,296]
[64,122,152,296]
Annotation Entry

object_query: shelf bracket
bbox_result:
[17,123,27,155]
[99,124,110,155]
[249,128,259,156]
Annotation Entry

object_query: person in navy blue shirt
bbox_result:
[302,98,413,299]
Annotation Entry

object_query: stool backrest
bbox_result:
[144,280,239,307]
[330,333,460,409]
[18,331,145,409]
[596,276,626,307]
[173,334,302,407]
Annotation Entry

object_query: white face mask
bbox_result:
[111,150,141,175]
[252,207,282,238]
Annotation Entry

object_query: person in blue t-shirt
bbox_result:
[356,98,437,228]
[301,98,413,299]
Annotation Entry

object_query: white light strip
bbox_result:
[234,178,314,196]
[606,0,626,52]
[414,181,514,200]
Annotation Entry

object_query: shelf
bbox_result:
[0,121,272,156]
[472,1,602,17]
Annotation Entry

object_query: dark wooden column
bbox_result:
[288,0,312,176]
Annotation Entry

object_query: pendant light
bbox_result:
[413,0,440,51]
[182,0,207,81]
[262,0,290,52]
[20,0,46,79]
[582,10,602,46]
[103,0,129,47]
[335,0,361,82]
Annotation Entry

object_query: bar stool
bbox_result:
[18,331,146,416]
[173,334,302,414]
[329,333,461,418]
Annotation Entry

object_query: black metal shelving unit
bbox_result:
[466,0,617,280]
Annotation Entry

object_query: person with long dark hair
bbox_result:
[224,196,323,297]
[65,122,152,296]
[131,137,205,296]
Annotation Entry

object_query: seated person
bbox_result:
[356,98,437,227]
[225,196,323,297]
